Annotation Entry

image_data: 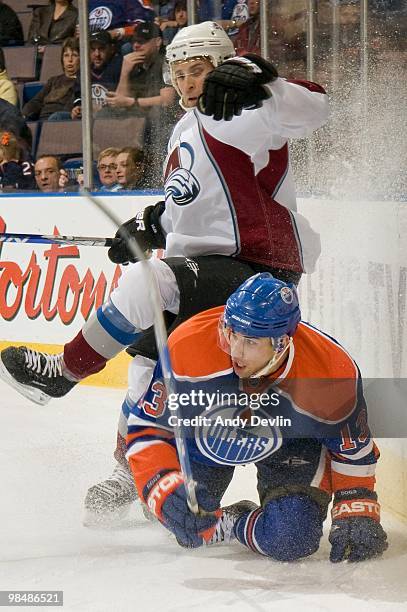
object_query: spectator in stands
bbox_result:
[0,131,35,191]
[0,47,17,106]
[219,0,249,35]
[34,155,69,192]
[104,22,175,114]
[0,1,24,47]
[222,0,248,19]
[111,147,146,190]
[28,0,78,47]
[77,147,120,191]
[102,21,177,186]
[233,0,260,55]
[0,99,32,153]
[157,0,188,46]
[22,37,80,121]
[96,147,120,190]
[85,30,123,112]
[71,31,123,118]
[90,31,123,108]
[84,0,155,44]
[156,1,175,21]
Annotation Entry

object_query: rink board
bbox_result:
[0,192,150,388]
[0,192,406,520]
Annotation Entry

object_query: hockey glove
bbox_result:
[329,488,388,562]
[145,470,221,548]
[198,54,278,121]
[108,201,166,264]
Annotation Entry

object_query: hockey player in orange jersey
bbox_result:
[126,273,388,562]
[0,21,330,521]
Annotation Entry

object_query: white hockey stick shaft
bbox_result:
[82,191,200,514]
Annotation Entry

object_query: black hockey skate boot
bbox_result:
[208,500,258,545]
[0,346,76,405]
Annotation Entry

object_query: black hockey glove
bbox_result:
[329,489,388,562]
[198,53,278,121]
[108,201,166,264]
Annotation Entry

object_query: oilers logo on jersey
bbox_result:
[89,7,113,31]
[164,142,200,206]
[195,403,282,465]
[92,83,108,108]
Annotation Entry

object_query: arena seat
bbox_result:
[26,120,41,158]
[3,46,37,82]
[22,81,43,107]
[36,120,82,158]
[93,117,146,157]
[39,44,63,82]
[17,11,33,42]
[8,0,40,11]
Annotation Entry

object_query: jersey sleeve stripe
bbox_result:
[127,414,161,428]
[331,460,376,477]
[126,439,166,458]
[128,434,175,447]
[127,426,174,442]
[310,447,328,488]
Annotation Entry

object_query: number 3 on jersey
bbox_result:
[142,381,167,418]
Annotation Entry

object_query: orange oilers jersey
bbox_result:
[127,306,379,502]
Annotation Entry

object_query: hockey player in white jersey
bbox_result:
[0,22,329,520]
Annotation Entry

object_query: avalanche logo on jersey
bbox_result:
[89,7,113,32]
[196,404,282,466]
[164,141,200,206]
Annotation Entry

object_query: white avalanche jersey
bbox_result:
[160,77,329,273]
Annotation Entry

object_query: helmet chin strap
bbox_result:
[249,337,292,379]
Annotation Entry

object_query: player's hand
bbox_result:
[108,211,153,264]
[329,489,388,562]
[145,470,221,548]
[108,202,166,264]
[198,53,278,121]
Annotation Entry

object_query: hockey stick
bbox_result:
[81,191,200,515]
[0,232,113,247]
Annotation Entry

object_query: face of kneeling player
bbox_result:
[228,332,276,378]
[173,58,214,108]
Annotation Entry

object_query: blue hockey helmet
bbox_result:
[223,273,301,339]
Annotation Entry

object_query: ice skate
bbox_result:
[208,500,258,545]
[0,346,76,406]
[83,462,145,527]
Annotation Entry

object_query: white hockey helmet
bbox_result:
[165,22,235,107]
[166,21,236,68]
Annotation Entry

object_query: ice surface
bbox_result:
[1,382,406,612]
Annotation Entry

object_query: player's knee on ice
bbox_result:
[235,495,323,561]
